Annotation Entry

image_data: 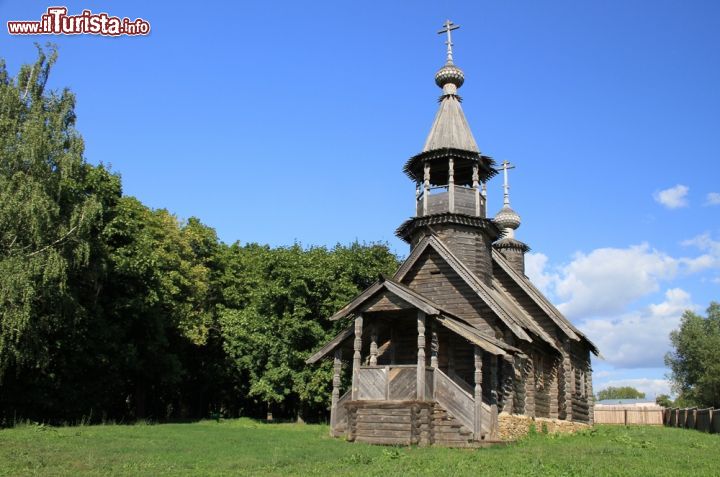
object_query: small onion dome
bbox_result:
[494,204,521,231]
[435,63,464,89]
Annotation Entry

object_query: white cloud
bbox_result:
[526,237,719,372]
[653,184,689,209]
[682,232,720,255]
[595,378,672,399]
[705,192,720,206]
[525,252,555,295]
[578,288,695,369]
[527,237,720,320]
[553,244,678,319]
[680,233,720,273]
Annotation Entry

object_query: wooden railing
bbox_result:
[331,389,352,436]
[416,185,485,217]
[357,365,428,401]
[433,368,475,432]
[352,365,496,440]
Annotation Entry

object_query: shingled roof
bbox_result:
[305,275,521,364]
[393,233,597,354]
[423,94,479,153]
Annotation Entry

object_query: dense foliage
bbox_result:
[595,386,646,401]
[665,302,720,408]
[0,48,398,424]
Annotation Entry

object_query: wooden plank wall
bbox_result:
[389,367,416,400]
[434,225,493,286]
[357,368,387,400]
[594,406,664,425]
[402,250,496,335]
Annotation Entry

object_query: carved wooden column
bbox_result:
[415,181,421,214]
[423,163,430,216]
[481,181,487,217]
[472,164,480,216]
[448,158,455,213]
[351,314,363,400]
[474,346,483,439]
[369,323,378,366]
[330,349,342,435]
[417,310,426,400]
[490,354,499,406]
[430,321,439,369]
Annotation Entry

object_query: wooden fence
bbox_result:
[594,405,664,425]
[664,407,720,433]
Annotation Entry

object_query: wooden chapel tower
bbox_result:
[307,21,598,446]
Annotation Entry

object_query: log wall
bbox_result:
[402,250,498,335]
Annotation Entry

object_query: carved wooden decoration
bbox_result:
[352,314,363,400]
[423,163,430,216]
[472,164,480,216]
[430,322,439,369]
[448,158,455,213]
[369,324,378,366]
[474,345,483,438]
[330,349,342,434]
[416,310,426,400]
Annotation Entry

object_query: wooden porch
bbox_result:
[327,304,502,445]
[307,276,515,446]
[332,365,496,445]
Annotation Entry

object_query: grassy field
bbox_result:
[0,419,718,477]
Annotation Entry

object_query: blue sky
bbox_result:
[2,1,719,399]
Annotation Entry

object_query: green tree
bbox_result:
[596,386,646,401]
[0,45,128,422]
[665,302,720,408]
[655,394,673,408]
[218,242,397,419]
[101,197,217,417]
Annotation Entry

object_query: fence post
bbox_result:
[624,409,628,426]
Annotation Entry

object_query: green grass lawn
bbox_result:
[0,419,718,477]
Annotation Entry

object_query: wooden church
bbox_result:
[306,21,598,446]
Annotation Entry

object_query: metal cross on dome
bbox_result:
[499,160,516,206]
[438,19,460,63]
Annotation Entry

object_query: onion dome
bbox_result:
[494,204,521,232]
[435,63,464,89]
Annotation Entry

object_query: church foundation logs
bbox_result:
[345,401,435,446]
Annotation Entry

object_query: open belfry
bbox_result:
[307,21,598,446]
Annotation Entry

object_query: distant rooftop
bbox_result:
[596,399,655,406]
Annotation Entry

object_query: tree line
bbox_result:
[0,47,398,425]
[2,47,717,425]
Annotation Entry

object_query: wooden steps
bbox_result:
[431,403,474,446]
